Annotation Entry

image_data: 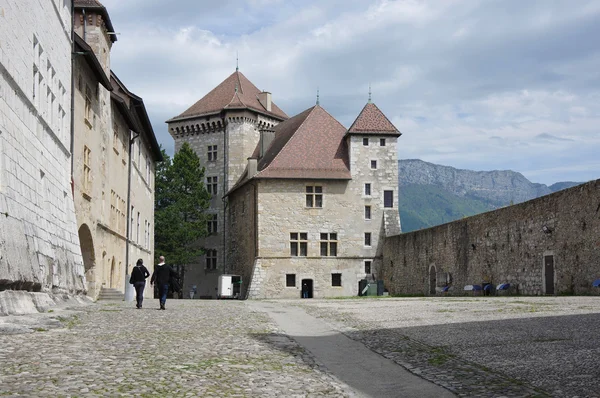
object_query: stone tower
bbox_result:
[166,70,287,298]
[346,100,402,278]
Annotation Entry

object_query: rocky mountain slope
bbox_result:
[398,159,582,232]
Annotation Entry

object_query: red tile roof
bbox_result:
[256,105,351,180]
[347,102,400,136]
[168,71,288,122]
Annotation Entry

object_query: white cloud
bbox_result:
[101,0,600,185]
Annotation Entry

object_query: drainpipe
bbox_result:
[69,2,75,190]
[125,130,139,278]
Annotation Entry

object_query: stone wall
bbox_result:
[228,181,257,298]
[0,0,85,296]
[382,179,600,296]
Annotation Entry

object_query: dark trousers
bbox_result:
[158,284,170,306]
[134,281,145,307]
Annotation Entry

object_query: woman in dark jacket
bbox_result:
[130,258,150,308]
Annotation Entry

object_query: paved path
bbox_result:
[0,300,357,397]
[2,297,597,397]
[249,301,454,398]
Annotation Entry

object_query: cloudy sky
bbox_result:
[101,0,600,185]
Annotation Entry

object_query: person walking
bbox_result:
[130,258,150,309]
[150,256,176,310]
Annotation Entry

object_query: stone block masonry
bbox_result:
[0,0,85,309]
[383,179,600,296]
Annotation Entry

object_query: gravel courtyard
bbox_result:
[291,296,600,397]
[0,296,598,397]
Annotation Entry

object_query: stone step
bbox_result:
[97,288,124,301]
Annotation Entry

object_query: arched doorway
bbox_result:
[78,224,95,272]
[78,224,96,292]
[543,255,555,295]
[110,257,116,288]
[429,265,437,295]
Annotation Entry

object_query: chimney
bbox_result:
[247,158,258,178]
[258,91,272,112]
[259,128,275,158]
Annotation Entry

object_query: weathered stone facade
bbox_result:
[382,179,600,296]
[228,105,401,299]
[72,2,160,300]
[0,0,85,300]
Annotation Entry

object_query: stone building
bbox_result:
[167,70,287,298]
[227,101,401,298]
[382,179,600,296]
[0,0,86,302]
[169,71,401,298]
[72,0,162,300]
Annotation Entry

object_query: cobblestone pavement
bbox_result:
[1,297,599,397]
[291,296,600,398]
[0,300,355,397]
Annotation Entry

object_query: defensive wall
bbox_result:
[382,179,600,296]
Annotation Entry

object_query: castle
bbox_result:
[167,70,401,298]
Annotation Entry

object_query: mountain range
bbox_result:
[398,159,582,232]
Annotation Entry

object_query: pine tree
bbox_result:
[154,143,211,273]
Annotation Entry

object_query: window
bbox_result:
[364,205,371,220]
[113,123,119,154]
[306,185,323,208]
[208,145,217,161]
[364,232,372,246]
[83,146,91,192]
[370,160,377,169]
[137,212,140,243]
[207,176,218,195]
[206,249,217,270]
[364,183,371,196]
[207,214,218,234]
[290,232,308,257]
[364,260,372,274]
[146,158,151,182]
[331,273,342,287]
[384,190,393,208]
[286,274,296,287]
[362,137,369,146]
[85,85,92,124]
[320,233,338,257]
[130,206,134,239]
[380,138,386,146]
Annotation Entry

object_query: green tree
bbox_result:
[154,143,211,270]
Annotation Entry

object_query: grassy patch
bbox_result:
[56,314,80,329]
[427,347,455,366]
[33,327,48,332]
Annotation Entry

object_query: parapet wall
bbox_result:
[382,179,600,296]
